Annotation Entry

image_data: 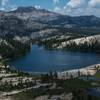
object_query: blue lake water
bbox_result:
[8,44,100,73]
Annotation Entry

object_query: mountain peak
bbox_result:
[13,6,37,13]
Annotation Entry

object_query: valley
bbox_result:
[0,6,100,100]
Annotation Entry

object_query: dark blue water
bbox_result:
[8,45,100,73]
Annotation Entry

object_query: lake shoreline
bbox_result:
[58,64,100,79]
[7,44,100,73]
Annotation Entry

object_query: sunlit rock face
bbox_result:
[0,7,100,38]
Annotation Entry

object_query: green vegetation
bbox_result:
[0,78,36,92]
[56,79,92,91]
[63,40,100,53]
[0,38,30,59]
[95,71,100,78]
[11,88,100,100]
[40,71,57,83]
[12,88,48,100]
[11,78,100,100]
[40,72,93,89]
[0,67,99,100]
[38,37,100,53]
[37,35,80,49]
[73,90,100,100]
[12,88,70,100]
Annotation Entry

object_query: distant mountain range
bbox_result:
[0,6,100,37]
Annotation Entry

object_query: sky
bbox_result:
[0,0,100,17]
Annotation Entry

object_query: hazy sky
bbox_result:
[0,0,100,17]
